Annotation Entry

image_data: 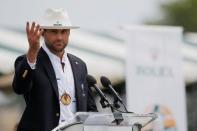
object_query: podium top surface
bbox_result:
[74,112,157,127]
[52,112,157,131]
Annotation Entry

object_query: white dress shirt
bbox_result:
[27,43,76,124]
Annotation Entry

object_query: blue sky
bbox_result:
[0,0,167,31]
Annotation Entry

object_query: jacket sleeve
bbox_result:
[12,55,34,95]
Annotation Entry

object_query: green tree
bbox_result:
[147,0,197,32]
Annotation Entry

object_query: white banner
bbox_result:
[125,25,187,131]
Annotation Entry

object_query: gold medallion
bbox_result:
[60,93,71,105]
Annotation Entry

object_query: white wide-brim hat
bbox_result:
[40,8,79,29]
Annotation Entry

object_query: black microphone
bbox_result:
[100,76,130,113]
[100,76,123,103]
[86,75,109,108]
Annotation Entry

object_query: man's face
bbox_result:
[43,29,70,54]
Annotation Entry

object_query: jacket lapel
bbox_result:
[38,48,59,100]
[67,54,83,111]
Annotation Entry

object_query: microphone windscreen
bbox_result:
[86,75,97,85]
[100,76,111,87]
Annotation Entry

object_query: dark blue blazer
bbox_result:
[12,48,97,131]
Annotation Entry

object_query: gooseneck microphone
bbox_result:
[100,76,123,103]
[86,75,109,108]
[87,75,130,125]
[100,76,129,113]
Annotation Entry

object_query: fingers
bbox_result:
[30,22,36,34]
[34,24,40,35]
[26,21,42,47]
[38,29,44,37]
[26,22,30,35]
[26,22,41,36]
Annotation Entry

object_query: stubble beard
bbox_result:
[45,41,67,55]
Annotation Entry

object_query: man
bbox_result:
[12,8,97,131]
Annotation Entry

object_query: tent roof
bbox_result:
[0,27,197,88]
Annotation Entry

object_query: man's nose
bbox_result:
[56,33,63,40]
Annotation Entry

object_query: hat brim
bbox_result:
[40,26,79,29]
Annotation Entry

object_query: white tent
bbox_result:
[0,27,197,88]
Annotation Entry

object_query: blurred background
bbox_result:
[0,0,197,130]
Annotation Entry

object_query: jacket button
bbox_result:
[56,113,59,117]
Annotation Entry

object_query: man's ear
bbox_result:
[68,29,70,35]
[41,30,44,36]
[39,29,44,35]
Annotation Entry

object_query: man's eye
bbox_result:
[62,30,70,33]
[62,30,67,33]
[52,30,57,33]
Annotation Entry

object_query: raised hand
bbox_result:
[26,22,43,63]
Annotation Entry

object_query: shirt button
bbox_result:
[56,113,59,117]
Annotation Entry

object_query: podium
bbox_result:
[52,112,157,131]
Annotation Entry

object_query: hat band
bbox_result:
[53,23,63,26]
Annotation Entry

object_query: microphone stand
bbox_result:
[113,97,129,113]
[98,97,124,125]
